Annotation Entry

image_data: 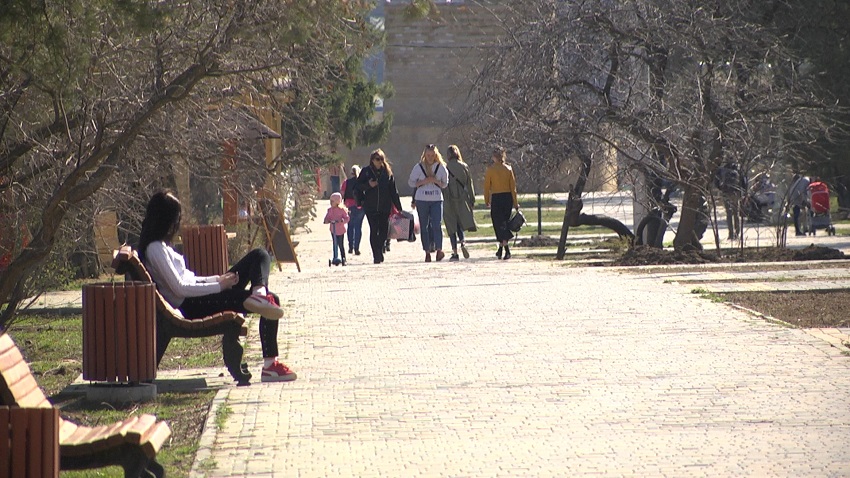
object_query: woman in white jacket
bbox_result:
[408,144,449,262]
[137,191,296,385]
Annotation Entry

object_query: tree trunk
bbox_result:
[672,185,704,251]
[556,148,592,260]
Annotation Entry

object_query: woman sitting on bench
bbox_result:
[137,191,297,384]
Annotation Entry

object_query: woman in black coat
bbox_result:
[356,148,403,264]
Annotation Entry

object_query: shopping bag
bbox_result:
[388,212,409,240]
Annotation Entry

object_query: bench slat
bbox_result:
[0,359,34,394]
[140,421,172,458]
[59,414,171,457]
[29,407,44,478]
[82,286,96,383]
[10,410,28,477]
[0,335,51,408]
[115,285,129,382]
[43,407,59,477]
[61,420,132,456]
[0,409,9,478]
[59,420,79,443]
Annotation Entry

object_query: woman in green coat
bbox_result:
[443,145,477,261]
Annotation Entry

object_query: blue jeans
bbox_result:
[416,200,443,251]
[347,206,365,250]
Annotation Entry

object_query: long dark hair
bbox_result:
[137,191,182,262]
[370,148,393,176]
[447,145,464,163]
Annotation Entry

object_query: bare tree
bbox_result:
[0,1,383,326]
[468,0,841,255]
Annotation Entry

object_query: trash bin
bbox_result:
[0,407,59,478]
[82,282,156,383]
[182,224,229,276]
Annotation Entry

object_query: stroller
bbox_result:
[743,175,776,224]
[806,181,836,236]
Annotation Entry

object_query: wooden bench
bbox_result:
[111,246,248,374]
[0,333,171,478]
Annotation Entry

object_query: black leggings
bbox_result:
[179,248,280,357]
[490,192,514,242]
[366,211,390,262]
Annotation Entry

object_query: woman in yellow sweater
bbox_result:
[483,147,519,259]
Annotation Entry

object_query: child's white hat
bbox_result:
[330,192,342,203]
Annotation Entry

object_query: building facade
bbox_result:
[341,1,617,195]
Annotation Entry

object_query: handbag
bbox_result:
[402,210,417,242]
[508,210,526,233]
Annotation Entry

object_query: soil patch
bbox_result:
[609,245,849,329]
[518,235,561,247]
[722,290,850,328]
[613,245,845,266]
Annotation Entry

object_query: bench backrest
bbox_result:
[112,246,190,323]
[0,333,52,409]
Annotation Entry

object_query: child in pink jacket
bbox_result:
[324,192,350,266]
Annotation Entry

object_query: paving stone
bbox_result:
[168,210,850,477]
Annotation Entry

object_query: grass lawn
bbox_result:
[464,208,613,239]
[7,313,221,478]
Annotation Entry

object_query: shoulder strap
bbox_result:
[446,164,465,189]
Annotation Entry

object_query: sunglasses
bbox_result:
[426,144,436,150]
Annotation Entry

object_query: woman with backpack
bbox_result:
[408,144,449,262]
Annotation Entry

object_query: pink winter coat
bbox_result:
[324,206,350,235]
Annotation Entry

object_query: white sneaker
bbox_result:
[243,293,284,320]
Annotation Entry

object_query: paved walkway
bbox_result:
[186,210,850,477]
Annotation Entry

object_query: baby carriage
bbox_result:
[806,181,836,236]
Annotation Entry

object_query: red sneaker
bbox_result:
[261,361,297,382]
[244,293,283,320]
